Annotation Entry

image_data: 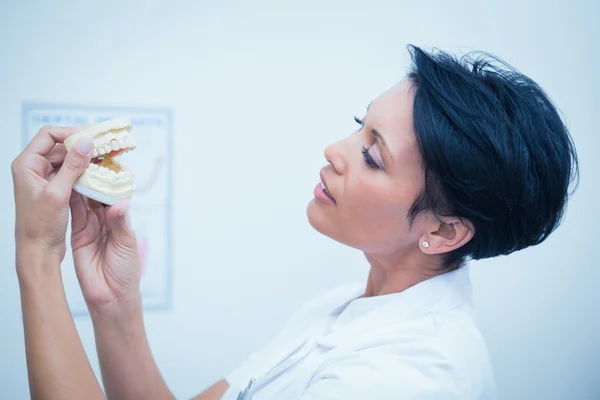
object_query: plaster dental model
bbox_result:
[64,117,136,205]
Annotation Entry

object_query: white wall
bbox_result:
[1,0,598,398]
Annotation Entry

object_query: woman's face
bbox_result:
[307,81,430,256]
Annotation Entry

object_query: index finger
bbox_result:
[24,124,91,157]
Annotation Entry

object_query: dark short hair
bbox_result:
[405,45,579,270]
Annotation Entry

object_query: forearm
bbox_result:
[17,252,105,400]
[89,294,175,400]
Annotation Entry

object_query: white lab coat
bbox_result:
[223,266,496,399]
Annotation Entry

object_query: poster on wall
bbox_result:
[22,103,173,315]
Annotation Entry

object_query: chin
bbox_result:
[306,199,382,252]
[306,198,332,237]
[306,199,352,247]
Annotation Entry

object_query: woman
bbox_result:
[12,45,578,399]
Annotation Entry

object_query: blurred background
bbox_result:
[1,0,598,398]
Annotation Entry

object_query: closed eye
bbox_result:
[362,146,380,170]
[356,116,381,170]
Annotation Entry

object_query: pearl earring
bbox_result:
[422,241,429,248]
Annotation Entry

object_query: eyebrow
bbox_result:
[371,128,388,148]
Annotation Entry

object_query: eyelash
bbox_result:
[362,146,380,169]
[355,116,380,170]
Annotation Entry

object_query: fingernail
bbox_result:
[76,137,93,155]
[118,208,128,217]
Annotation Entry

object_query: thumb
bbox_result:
[50,137,94,193]
[106,200,136,243]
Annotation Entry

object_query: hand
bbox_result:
[11,125,94,269]
[69,192,141,307]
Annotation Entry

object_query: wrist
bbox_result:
[88,292,143,324]
[89,294,148,346]
[16,244,63,287]
[16,237,64,263]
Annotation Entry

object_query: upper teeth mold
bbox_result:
[63,117,136,205]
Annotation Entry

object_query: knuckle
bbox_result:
[38,125,54,135]
[43,184,66,203]
[10,158,20,174]
[63,154,83,171]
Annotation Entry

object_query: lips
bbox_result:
[319,170,336,203]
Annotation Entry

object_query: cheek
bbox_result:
[340,176,414,246]
[354,170,420,208]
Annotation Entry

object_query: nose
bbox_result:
[324,140,347,175]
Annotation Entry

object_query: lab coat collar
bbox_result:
[247,283,365,382]
[316,266,473,348]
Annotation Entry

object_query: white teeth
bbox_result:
[321,181,334,200]
[80,133,137,188]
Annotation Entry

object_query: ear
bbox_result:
[419,217,474,254]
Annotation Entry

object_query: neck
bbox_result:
[363,251,440,297]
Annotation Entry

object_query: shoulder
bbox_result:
[302,306,496,400]
[301,349,465,399]
[430,306,495,384]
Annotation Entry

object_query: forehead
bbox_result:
[367,81,419,165]
[368,81,414,132]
